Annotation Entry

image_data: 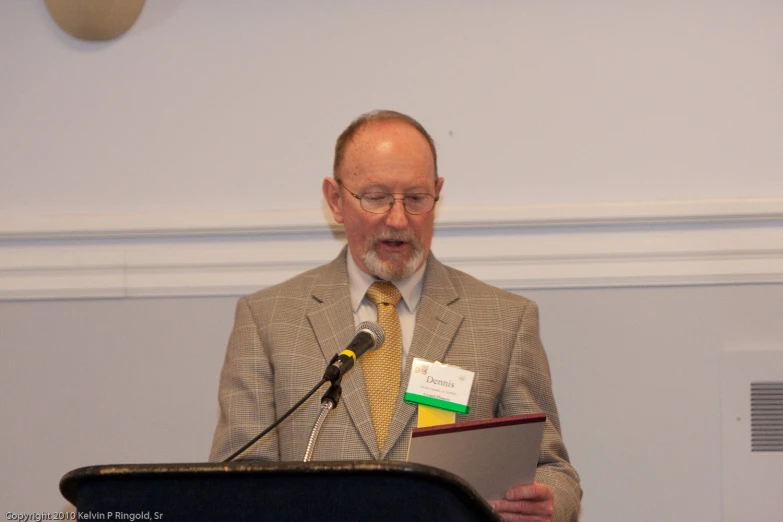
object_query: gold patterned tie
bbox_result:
[363,281,403,450]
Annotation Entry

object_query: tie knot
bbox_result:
[366,281,402,308]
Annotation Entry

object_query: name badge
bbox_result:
[404,358,475,415]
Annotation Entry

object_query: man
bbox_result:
[209,110,582,521]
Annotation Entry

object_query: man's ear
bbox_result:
[323,177,344,224]
[434,176,445,196]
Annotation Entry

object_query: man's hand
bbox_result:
[488,481,554,522]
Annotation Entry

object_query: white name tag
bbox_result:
[404,358,475,414]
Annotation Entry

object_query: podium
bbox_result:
[60,461,500,521]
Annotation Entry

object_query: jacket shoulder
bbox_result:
[440,263,534,307]
[243,262,336,304]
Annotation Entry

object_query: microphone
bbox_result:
[323,321,385,383]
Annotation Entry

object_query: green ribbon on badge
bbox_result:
[404,392,470,414]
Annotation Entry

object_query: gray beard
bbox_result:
[364,246,424,282]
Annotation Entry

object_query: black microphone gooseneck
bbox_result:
[223,321,385,463]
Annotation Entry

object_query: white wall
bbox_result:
[1,1,782,521]
[2,0,782,215]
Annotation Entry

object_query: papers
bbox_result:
[406,413,546,500]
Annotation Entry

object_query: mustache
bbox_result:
[371,229,419,244]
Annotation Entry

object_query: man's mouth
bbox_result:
[382,240,406,247]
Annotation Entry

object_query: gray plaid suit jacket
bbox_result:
[209,248,582,521]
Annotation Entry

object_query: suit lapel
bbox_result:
[307,249,381,458]
[381,256,463,457]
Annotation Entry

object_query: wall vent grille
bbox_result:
[751,381,783,452]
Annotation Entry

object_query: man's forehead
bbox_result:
[341,123,435,173]
[340,153,435,181]
[375,139,394,154]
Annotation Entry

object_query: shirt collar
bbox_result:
[346,251,426,314]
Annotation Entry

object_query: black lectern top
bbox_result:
[60,460,501,522]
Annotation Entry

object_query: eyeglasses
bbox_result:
[337,179,439,215]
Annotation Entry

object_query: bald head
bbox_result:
[333,110,438,181]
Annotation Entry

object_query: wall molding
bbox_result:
[2,198,783,240]
[2,198,783,300]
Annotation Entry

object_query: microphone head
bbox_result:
[356,321,385,350]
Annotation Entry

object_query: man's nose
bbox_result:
[384,198,409,228]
